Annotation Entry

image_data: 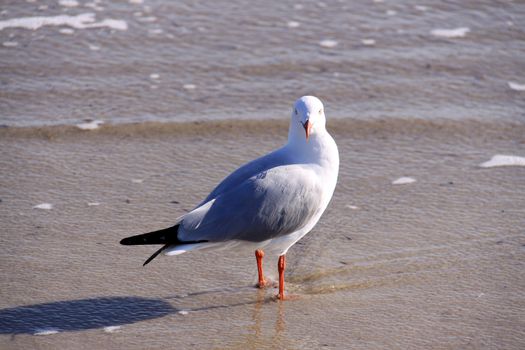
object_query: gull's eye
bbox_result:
[294,109,298,115]
[319,108,323,114]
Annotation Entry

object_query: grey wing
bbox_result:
[178,165,323,243]
[199,147,288,205]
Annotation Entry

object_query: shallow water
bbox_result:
[1,0,525,349]
[1,0,524,127]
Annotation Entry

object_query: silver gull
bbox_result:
[120,96,339,300]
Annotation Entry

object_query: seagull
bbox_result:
[120,96,339,300]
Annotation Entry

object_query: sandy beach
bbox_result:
[1,119,524,349]
[1,0,525,348]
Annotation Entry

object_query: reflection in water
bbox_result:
[172,286,291,349]
[274,299,286,335]
[0,297,175,334]
[245,289,289,349]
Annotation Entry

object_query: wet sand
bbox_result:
[2,0,525,347]
[1,119,524,349]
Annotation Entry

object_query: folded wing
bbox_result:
[178,164,323,243]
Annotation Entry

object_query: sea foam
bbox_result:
[392,177,416,185]
[319,39,338,48]
[0,13,128,31]
[76,120,104,130]
[58,0,79,7]
[103,325,121,333]
[34,203,53,210]
[431,27,470,38]
[508,82,525,91]
[479,155,525,168]
[34,328,59,336]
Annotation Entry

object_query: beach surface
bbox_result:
[1,119,524,349]
[1,0,525,348]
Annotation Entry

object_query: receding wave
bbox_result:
[0,118,523,139]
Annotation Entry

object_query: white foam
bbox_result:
[0,13,128,31]
[319,39,338,48]
[88,44,100,51]
[84,3,104,11]
[103,325,121,333]
[287,21,300,28]
[386,10,397,16]
[345,205,359,210]
[414,5,428,11]
[34,203,53,210]
[431,27,470,38]
[508,82,525,91]
[178,310,189,315]
[392,177,416,185]
[34,328,59,336]
[76,120,104,130]
[479,155,525,168]
[149,73,160,80]
[131,179,144,183]
[3,41,18,47]
[148,28,163,34]
[59,28,74,35]
[87,202,101,206]
[59,0,79,7]
[129,0,144,3]
[91,19,128,31]
[361,39,375,46]
[137,16,157,23]
[294,4,304,10]
[183,84,196,90]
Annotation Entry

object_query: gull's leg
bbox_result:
[277,255,286,300]
[255,249,267,288]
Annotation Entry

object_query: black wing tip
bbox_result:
[119,225,179,246]
[120,237,133,245]
[142,245,169,266]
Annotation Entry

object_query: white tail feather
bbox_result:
[164,243,210,256]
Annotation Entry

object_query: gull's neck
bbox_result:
[285,127,339,168]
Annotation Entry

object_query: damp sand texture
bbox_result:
[1,0,525,348]
[1,119,525,349]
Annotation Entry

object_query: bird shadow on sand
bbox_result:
[0,296,175,335]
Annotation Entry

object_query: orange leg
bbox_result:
[277,255,286,300]
[255,249,267,288]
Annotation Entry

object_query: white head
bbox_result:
[289,96,326,142]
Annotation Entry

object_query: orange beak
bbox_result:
[302,120,312,141]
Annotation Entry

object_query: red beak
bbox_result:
[302,120,312,141]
